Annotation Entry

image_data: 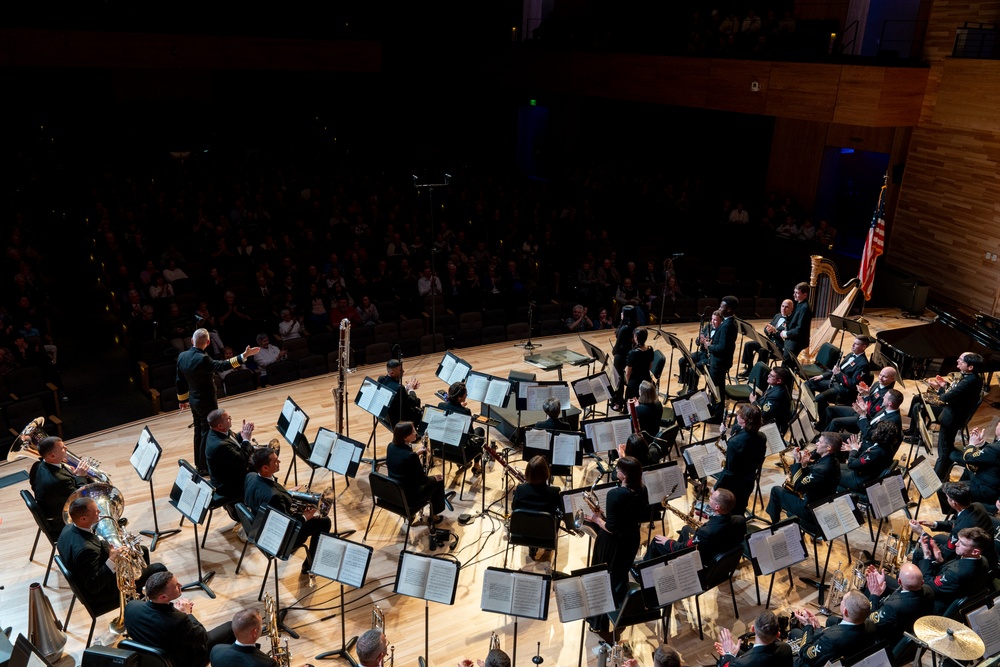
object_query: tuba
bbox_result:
[264,592,291,667]
[11,417,111,484]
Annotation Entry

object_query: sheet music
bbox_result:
[525,384,571,411]
[438,354,471,385]
[552,433,578,467]
[357,379,393,416]
[310,429,337,467]
[675,392,712,425]
[814,495,859,540]
[397,554,457,605]
[791,411,817,445]
[481,570,547,619]
[848,648,892,667]
[312,535,370,588]
[288,410,306,441]
[759,422,786,456]
[177,479,203,520]
[683,444,724,479]
[644,465,685,503]
[130,428,159,479]
[561,487,612,519]
[867,475,906,519]
[908,457,943,499]
[640,550,703,607]
[484,378,511,407]
[525,429,551,452]
[583,418,632,453]
[257,510,292,557]
[749,523,807,575]
[465,372,490,402]
[281,400,293,423]
[425,410,472,446]
[327,436,356,475]
[553,570,615,622]
[967,604,1000,657]
[573,377,595,399]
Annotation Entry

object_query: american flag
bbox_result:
[858,179,887,300]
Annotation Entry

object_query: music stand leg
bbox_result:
[512,617,518,667]
[578,619,586,667]
[329,476,356,540]
[139,477,180,552]
[423,599,430,667]
[315,584,359,664]
[765,572,777,608]
[181,524,216,599]
[362,415,385,470]
[274,564,300,639]
[801,540,834,606]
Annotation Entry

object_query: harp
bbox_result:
[801,254,862,362]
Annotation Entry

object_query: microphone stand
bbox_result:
[514,302,540,351]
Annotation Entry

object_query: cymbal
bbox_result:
[913,615,985,662]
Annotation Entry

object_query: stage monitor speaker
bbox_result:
[81,646,139,667]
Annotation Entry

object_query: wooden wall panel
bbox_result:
[934,59,1000,132]
[706,60,770,115]
[764,63,841,121]
[766,117,829,211]
[825,123,896,153]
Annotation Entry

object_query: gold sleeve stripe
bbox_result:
[178,391,190,401]
[228,356,241,369]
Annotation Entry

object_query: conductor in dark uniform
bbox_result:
[243,447,331,573]
[789,591,877,667]
[176,328,259,472]
[385,421,450,526]
[781,282,812,360]
[378,358,423,428]
[57,497,165,609]
[29,435,86,541]
[716,610,793,667]
[209,608,277,667]
[205,409,255,515]
[766,432,842,530]
[642,489,746,568]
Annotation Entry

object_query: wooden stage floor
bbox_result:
[1,309,995,667]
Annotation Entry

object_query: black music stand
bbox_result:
[551,564,616,667]
[168,460,217,598]
[277,396,311,487]
[354,377,395,470]
[801,492,862,606]
[253,506,303,637]
[746,517,808,609]
[313,427,365,540]
[394,551,461,667]
[480,567,552,667]
[131,426,180,552]
[312,533,374,664]
[634,546,703,639]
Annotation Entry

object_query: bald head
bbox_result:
[898,563,923,592]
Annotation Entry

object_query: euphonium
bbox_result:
[288,487,335,518]
[263,592,290,667]
[490,631,501,651]
[11,417,111,483]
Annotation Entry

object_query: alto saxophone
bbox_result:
[663,501,701,529]
[264,592,291,667]
[777,448,805,497]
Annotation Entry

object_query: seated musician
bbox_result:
[635,380,667,447]
[385,421,450,528]
[679,310,721,392]
[512,455,561,561]
[612,432,650,467]
[951,421,1000,505]
[715,610,792,667]
[534,397,571,431]
[457,648,513,667]
[29,435,87,541]
[914,526,993,613]
[243,447,332,573]
[750,367,792,435]
[824,367,897,435]
[356,629,390,667]
[851,563,934,645]
[124,570,235,667]
[765,432,842,530]
[640,489,746,569]
[856,389,903,445]
[908,482,994,566]
[837,421,901,494]
[715,405,767,516]
[738,299,794,376]
[806,336,872,419]
[437,381,486,475]
[209,608,277,667]
[788,591,876,667]
[379,358,422,427]
[57,497,166,609]
[205,408,254,517]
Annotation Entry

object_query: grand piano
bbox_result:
[876,306,1000,379]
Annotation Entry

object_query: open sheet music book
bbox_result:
[582,417,632,453]
[906,455,943,499]
[480,567,550,620]
[789,410,817,447]
[572,373,613,407]
[522,382,572,411]
[812,493,861,540]
[395,551,460,605]
[256,507,299,559]
[672,392,713,427]
[747,518,808,576]
[310,534,373,589]
[308,427,365,477]
[638,548,703,607]
[864,472,908,519]
[170,463,214,524]
[842,647,892,667]
[355,377,394,417]
[561,483,616,523]
[436,352,472,385]
[682,442,725,479]
[643,461,686,505]
[553,567,616,622]
[130,426,161,481]
[966,593,1000,657]
[759,422,787,456]
[525,429,581,467]
[278,396,309,447]
[465,371,511,407]
[422,406,472,447]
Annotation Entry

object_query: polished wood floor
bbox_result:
[2,309,995,667]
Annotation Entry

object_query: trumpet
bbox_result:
[10,417,111,484]
[489,631,501,651]
[264,592,290,667]
[372,605,393,667]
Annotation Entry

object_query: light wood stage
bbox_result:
[2,309,994,667]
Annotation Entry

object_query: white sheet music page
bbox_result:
[130,429,158,478]
[868,476,906,519]
[311,429,337,467]
[908,457,943,499]
[312,534,346,581]
[552,433,578,467]
[760,422,786,456]
[484,379,511,407]
[288,410,306,441]
[591,375,612,403]
[690,392,713,421]
[967,604,1000,657]
[641,551,703,607]
[510,572,546,619]
[437,354,457,383]
[281,399,294,423]
[562,492,588,519]
[573,377,594,399]
[524,429,551,453]
[339,542,370,589]
[553,577,588,622]
[257,510,292,557]
[423,558,457,604]
[481,569,515,614]
[580,570,615,617]
[584,421,614,452]
[645,466,684,503]
[328,437,355,475]
[396,553,430,599]
[465,372,490,402]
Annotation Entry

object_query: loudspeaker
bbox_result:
[82,645,139,667]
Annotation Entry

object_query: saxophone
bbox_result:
[582,478,606,522]
[777,448,805,496]
[263,592,290,667]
